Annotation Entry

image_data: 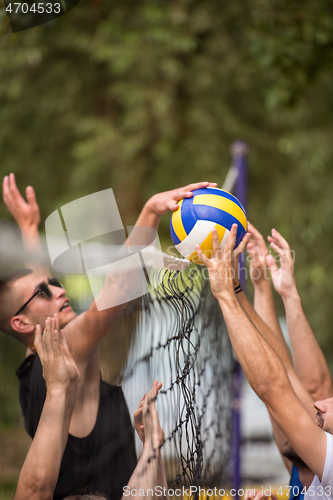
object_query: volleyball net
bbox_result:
[116,267,233,493]
[0,152,245,498]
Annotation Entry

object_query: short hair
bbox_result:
[0,268,33,336]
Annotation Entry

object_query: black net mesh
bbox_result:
[0,250,234,498]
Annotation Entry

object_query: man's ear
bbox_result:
[11,316,35,335]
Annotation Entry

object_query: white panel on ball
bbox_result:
[175,220,216,258]
[220,229,230,251]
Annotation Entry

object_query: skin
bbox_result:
[266,228,333,401]
[246,222,313,482]
[247,223,333,485]
[3,173,41,252]
[196,225,329,482]
[128,380,168,500]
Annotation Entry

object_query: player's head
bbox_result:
[314,397,333,435]
[0,269,76,348]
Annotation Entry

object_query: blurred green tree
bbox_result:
[0,0,333,361]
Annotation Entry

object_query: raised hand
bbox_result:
[196,224,250,300]
[266,229,296,298]
[34,316,79,394]
[247,222,270,285]
[146,181,218,215]
[141,380,164,451]
[3,173,40,233]
[59,327,80,388]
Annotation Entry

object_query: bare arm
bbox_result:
[231,224,315,416]
[247,222,290,347]
[246,223,327,474]
[15,319,79,500]
[267,228,333,401]
[237,224,321,473]
[16,389,66,500]
[238,264,294,473]
[237,287,316,418]
[221,293,326,479]
[197,226,327,480]
[65,181,218,366]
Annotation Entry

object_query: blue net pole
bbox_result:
[230,140,249,500]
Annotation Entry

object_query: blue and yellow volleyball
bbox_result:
[170,187,247,263]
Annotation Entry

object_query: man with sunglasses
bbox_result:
[14,277,64,317]
[2,174,217,499]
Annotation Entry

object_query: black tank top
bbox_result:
[16,355,137,500]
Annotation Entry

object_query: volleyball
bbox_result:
[170,187,247,263]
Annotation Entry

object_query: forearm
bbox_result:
[15,389,67,500]
[21,227,50,275]
[283,291,333,399]
[252,297,319,457]
[224,291,316,417]
[134,202,161,231]
[21,226,43,252]
[62,385,77,451]
[218,292,289,404]
[253,280,287,346]
[123,444,161,499]
[156,454,168,499]
[238,289,292,370]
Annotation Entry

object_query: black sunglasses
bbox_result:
[13,277,64,317]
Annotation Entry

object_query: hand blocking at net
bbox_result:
[145,181,218,214]
[134,380,164,449]
[196,224,250,299]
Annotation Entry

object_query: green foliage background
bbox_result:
[0,0,333,494]
[0,0,333,358]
